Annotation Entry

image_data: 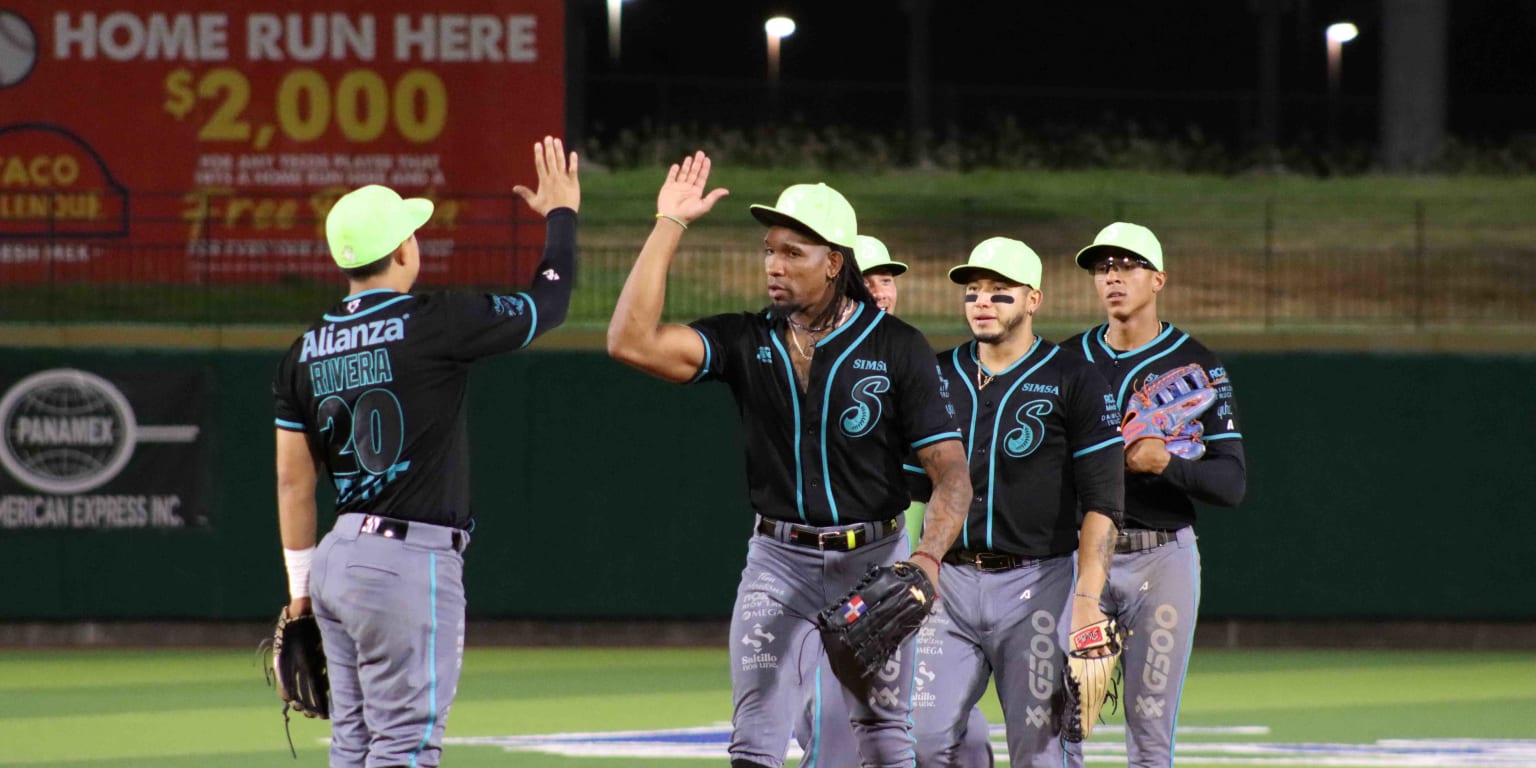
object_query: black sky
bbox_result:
[571,0,1536,141]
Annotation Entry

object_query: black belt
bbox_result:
[358,514,466,553]
[943,549,1041,572]
[1116,528,1176,554]
[757,516,901,552]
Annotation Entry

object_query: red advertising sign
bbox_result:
[0,2,564,284]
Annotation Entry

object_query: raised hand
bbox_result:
[656,151,730,226]
[513,136,581,216]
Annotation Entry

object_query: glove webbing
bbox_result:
[257,639,300,759]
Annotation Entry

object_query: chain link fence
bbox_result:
[3,192,1532,332]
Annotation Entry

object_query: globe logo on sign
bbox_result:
[0,369,137,494]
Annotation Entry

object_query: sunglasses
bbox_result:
[1091,255,1155,275]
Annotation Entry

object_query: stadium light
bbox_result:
[607,0,625,61]
[765,16,796,83]
[1326,22,1359,44]
[1325,22,1359,148]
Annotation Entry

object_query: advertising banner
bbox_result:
[0,367,210,531]
[0,2,565,284]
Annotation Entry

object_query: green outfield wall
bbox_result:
[2,348,1530,621]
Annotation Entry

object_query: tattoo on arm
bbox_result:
[914,440,970,560]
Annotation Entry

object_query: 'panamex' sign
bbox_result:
[0,368,207,530]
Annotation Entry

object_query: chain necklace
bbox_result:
[976,367,996,390]
[786,300,852,360]
[789,325,817,359]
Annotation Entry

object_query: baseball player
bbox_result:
[606,151,972,768]
[273,138,580,767]
[795,233,997,768]
[856,234,906,314]
[908,238,1124,768]
[1061,222,1247,768]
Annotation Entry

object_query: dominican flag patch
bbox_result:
[843,595,867,623]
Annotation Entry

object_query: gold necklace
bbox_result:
[976,366,995,390]
[789,326,816,359]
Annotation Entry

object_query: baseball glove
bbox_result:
[1121,363,1223,460]
[1060,618,1123,743]
[260,607,330,749]
[817,561,936,679]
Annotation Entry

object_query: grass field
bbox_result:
[3,646,1533,767]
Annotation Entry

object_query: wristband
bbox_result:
[910,551,942,571]
[283,546,316,601]
[655,213,688,230]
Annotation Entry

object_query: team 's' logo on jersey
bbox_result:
[1003,399,1053,458]
[840,375,890,438]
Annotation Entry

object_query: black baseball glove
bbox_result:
[267,607,330,719]
[816,561,936,679]
[261,606,330,756]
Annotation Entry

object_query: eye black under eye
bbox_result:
[990,294,1015,304]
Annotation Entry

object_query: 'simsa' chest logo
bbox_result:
[852,359,887,372]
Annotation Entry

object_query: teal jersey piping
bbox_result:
[688,327,713,383]
[323,294,414,322]
[819,309,884,524]
[768,332,806,522]
[1168,544,1202,766]
[985,343,1056,550]
[1072,436,1122,458]
[515,292,538,349]
[1096,322,1175,360]
[342,288,401,301]
[814,302,870,348]
[408,552,439,767]
[950,346,980,550]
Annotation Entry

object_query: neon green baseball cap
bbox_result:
[1074,222,1164,271]
[325,185,434,269]
[854,235,908,276]
[749,183,857,249]
[948,237,1043,288]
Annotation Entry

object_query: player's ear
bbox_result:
[393,234,417,267]
[1028,288,1043,316]
[1151,270,1166,293]
[826,248,843,281]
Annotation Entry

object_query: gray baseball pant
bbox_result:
[311,513,469,768]
[731,516,917,768]
[798,654,994,767]
[912,555,1083,768]
[1098,526,1201,768]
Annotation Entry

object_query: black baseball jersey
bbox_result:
[908,338,1124,558]
[1062,323,1247,530]
[689,302,960,526]
[272,209,577,529]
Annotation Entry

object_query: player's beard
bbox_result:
[973,310,1026,345]
[766,301,805,324]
